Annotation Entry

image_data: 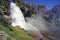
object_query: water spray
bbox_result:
[8,0,43,39]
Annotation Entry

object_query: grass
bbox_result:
[0,24,34,40]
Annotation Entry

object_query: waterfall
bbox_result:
[10,3,27,30]
[9,2,40,31]
[9,1,43,39]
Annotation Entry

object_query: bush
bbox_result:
[0,8,10,27]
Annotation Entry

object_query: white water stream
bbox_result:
[9,2,43,38]
[10,3,27,29]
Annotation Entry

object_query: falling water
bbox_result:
[9,2,44,39]
[9,0,60,40]
[10,3,27,30]
[9,2,42,32]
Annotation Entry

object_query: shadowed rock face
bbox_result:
[52,5,60,21]
[25,5,60,40]
[43,5,60,40]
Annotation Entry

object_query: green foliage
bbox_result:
[0,24,34,40]
[0,0,8,7]
[0,0,34,40]
[0,8,10,27]
[7,37,11,40]
[15,0,25,13]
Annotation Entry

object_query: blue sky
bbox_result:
[24,0,60,10]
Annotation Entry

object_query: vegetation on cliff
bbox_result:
[0,0,34,40]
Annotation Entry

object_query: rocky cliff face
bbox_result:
[43,5,60,40]
[25,4,60,40]
[0,0,60,40]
